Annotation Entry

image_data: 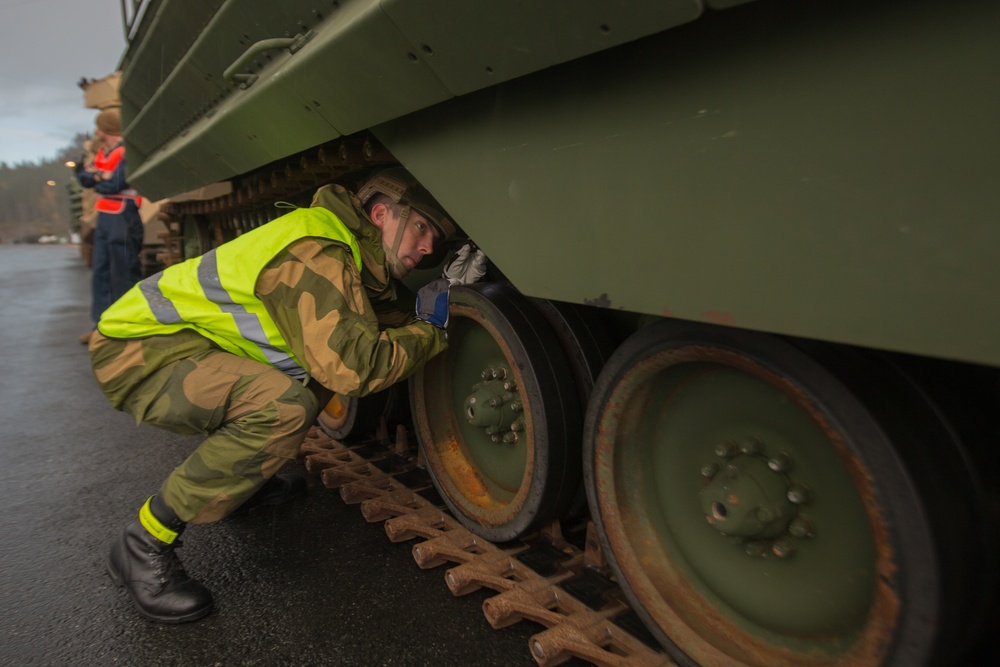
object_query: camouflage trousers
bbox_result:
[89,330,319,524]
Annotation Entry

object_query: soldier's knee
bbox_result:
[283,379,320,433]
[249,373,318,441]
[250,379,315,460]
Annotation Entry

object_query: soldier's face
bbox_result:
[372,204,439,277]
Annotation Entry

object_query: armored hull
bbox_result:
[116,1,1000,664]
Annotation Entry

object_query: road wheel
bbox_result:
[584,319,979,666]
[411,283,581,541]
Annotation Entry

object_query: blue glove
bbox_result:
[415,278,451,329]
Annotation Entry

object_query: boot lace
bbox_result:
[149,539,190,585]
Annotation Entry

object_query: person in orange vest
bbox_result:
[76,108,144,344]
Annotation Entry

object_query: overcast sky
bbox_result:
[0,0,126,165]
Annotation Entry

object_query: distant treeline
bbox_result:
[0,133,90,242]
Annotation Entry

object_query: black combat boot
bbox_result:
[229,473,307,516]
[107,495,213,623]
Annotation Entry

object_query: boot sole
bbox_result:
[106,555,213,624]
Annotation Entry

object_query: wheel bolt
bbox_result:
[787,483,811,505]
[715,441,737,458]
[509,401,522,412]
[739,436,762,455]
[503,380,516,391]
[772,538,795,558]
[495,368,507,379]
[510,420,524,432]
[701,462,719,479]
[788,515,814,538]
[503,432,518,444]
[768,451,791,473]
[491,434,501,443]
[481,368,494,380]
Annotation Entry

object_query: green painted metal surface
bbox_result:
[121,0,708,199]
[119,0,1000,368]
[377,0,1000,367]
[379,0,702,96]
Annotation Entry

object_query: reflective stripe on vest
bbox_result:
[97,207,363,379]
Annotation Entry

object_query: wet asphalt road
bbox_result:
[6,245,1000,667]
[0,245,540,667]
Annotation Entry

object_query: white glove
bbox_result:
[443,243,487,286]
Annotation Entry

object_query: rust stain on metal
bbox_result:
[322,394,346,419]
[438,436,495,506]
[699,310,736,326]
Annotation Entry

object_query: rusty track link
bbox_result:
[300,426,674,667]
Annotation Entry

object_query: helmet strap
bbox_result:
[387,204,411,277]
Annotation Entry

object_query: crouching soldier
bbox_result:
[89,168,485,622]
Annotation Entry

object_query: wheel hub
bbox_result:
[464,366,525,444]
[700,437,814,558]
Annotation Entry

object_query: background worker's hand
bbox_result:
[443,242,487,286]
[415,278,451,329]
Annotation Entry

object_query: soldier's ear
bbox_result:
[370,202,389,229]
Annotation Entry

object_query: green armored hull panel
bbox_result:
[122,0,713,197]
[119,0,1000,368]
[380,2,1000,368]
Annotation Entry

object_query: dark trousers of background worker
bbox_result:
[90,205,144,325]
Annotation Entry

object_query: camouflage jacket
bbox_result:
[90,184,447,409]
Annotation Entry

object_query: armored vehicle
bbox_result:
[115,0,1000,664]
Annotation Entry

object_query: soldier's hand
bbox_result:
[415,278,451,329]
[443,242,487,286]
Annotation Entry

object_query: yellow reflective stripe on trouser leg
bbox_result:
[139,496,179,544]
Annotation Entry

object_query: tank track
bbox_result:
[300,425,674,667]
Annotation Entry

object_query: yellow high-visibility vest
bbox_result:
[98,207,362,380]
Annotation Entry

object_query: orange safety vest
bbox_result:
[93,144,143,214]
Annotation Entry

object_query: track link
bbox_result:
[300,426,674,667]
